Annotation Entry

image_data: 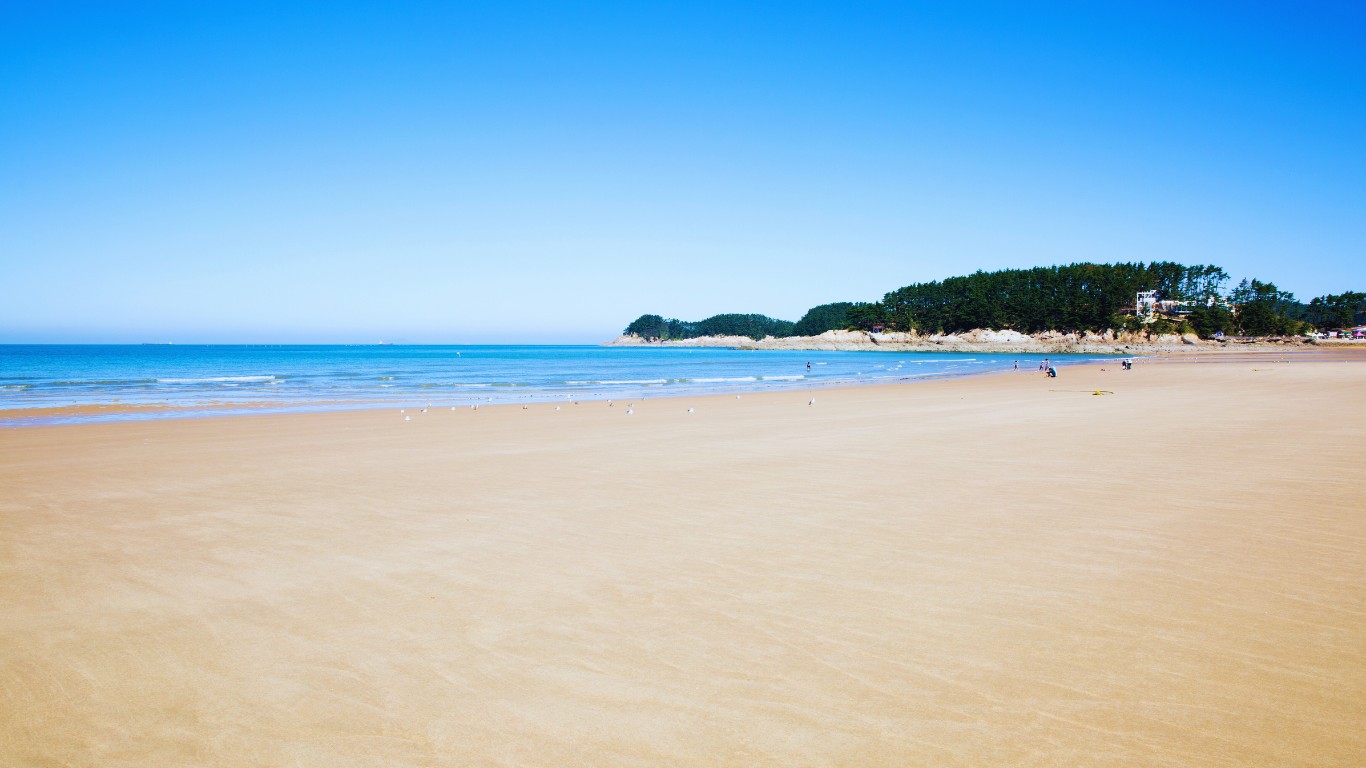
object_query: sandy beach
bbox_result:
[2,354,1364,767]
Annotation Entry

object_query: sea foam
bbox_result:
[156,375,277,384]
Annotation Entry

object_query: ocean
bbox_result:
[0,345,1110,425]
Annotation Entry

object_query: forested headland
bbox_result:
[623,262,1365,341]
[622,313,795,341]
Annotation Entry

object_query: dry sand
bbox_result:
[2,356,1364,766]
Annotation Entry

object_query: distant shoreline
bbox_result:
[604,328,1357,354]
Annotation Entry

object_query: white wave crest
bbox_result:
[157,375,277,384]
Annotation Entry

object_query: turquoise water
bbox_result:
[0,345,1109,425]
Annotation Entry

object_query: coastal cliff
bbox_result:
[604,328,1318,354]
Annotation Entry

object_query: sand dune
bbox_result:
[2,357,1364,766]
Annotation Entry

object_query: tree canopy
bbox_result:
[792,303,855,336]
[624,313,795,341]
[1229,279,1306,336]
[624,262,1356,340]
[1306,291,1366,329]
[867,262,1229,334]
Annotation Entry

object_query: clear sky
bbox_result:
[2,1,1363,343]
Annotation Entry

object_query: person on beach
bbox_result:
[1048,366,1057,378]
[1041,358,1050,373]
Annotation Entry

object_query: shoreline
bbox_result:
[3,352,1363,765]
[0,352,1120,428]
[4,346,1363,428]
[1,365,1058,430]
[605,328,1364,354]
[0,370,1051,427]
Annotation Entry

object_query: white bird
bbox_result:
[808,398,816,406]
[736,395,741,399]
[450,406,456,411]
[607,400,613,407]
[554,406,561,411]
[626,409,634,415]
[687,407,695,413]
[421,408,427,413]
[522,405,528,410]
[400,409,406,414]
[404,415,411,421]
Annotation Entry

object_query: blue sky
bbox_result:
[2,1,1363,343]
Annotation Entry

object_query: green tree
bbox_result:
[874,262,1228,334]
[1307,291,1366,329]
[624,314,672,340]
[1230,279,1302,336]
[1178,265,1230,301]
[624,312,796,340]
[1186,306,1236,338]
[793,303,855,336]
[844,302,890,331]
[694,313,796,340]
[624,262,1254,339]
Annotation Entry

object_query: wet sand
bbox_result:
[2,356,1364,766]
